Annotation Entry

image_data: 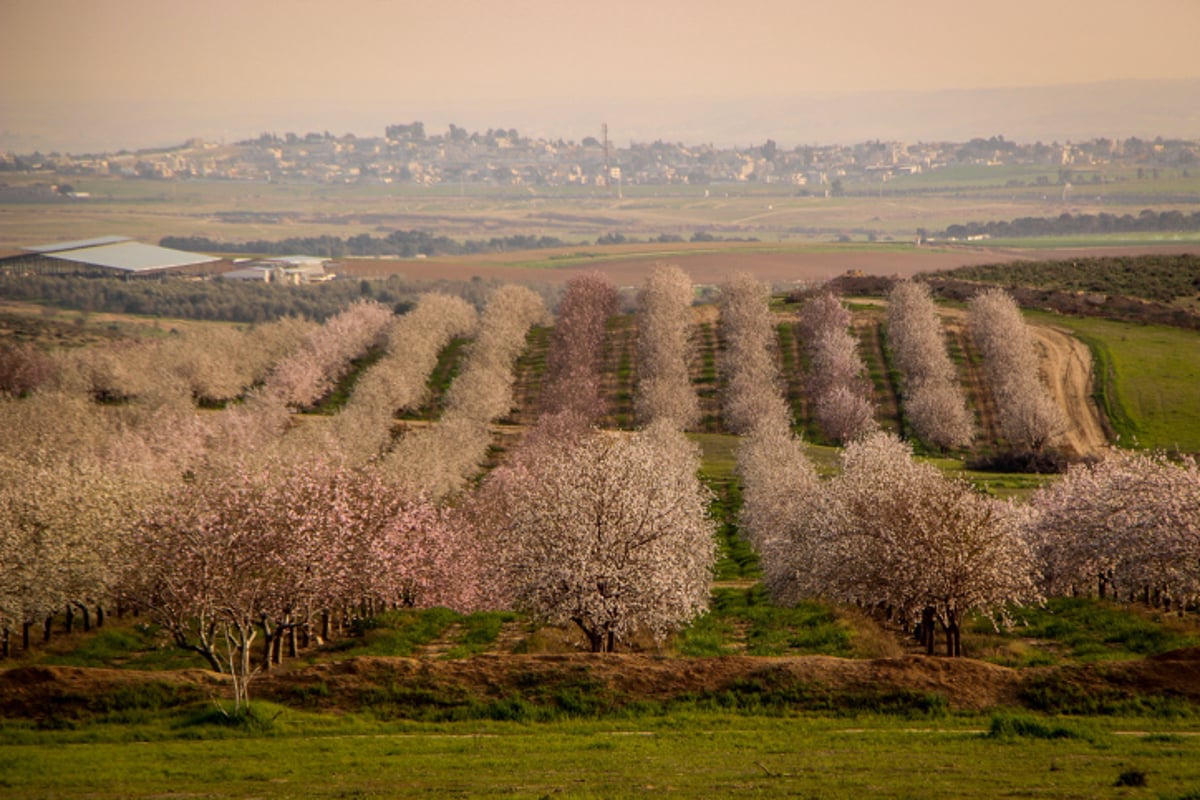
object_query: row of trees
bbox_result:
[938,209,1200,240]
[735,387,1039,655]
[380,285,547,499]
[475,270,715,653]
[968,289,1066,452]
[886,281,974,450]
[718,272,791,435]
[634,265,701,430]
[796,291,877,443]
[160,230,572,260]
[0,270,718,702]
[0,272,554,325]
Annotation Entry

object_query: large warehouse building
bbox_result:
[0,236,222,277]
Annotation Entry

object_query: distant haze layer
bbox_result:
[2,80,1198,155]
[2,0,1199,154]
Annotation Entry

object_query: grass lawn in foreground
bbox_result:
[2,710,1199,799]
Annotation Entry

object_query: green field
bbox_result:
[1027,312,1200,452]
[3,710,1199,799]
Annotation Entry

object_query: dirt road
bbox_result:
[1029,323,1109,458]
[935,305,1109,458]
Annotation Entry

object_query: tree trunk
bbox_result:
[78,603,91,632]
[921,607,936,655]
[43,614,53,643]
[65,604,74,634]
[271,629,283,665]
[96,605,104,628]
[288,626,298,659]
[260,623,274,673]
[23,621,32,651]
[321,611,330,643]
[575,618,606,653]
[1,627,8,659]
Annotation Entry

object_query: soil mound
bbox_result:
[4,649,1198,720]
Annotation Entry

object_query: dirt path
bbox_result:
[934,304,1108,458]
[1028,323,1109,458]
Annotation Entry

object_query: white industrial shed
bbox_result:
[1,236,222,277]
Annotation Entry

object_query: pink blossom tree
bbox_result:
[539,272,618,430]
[127,457,491,706]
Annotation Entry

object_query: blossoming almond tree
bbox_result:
[822,433,1039,656]
[797,291,878,443]
[381,286,546,498]
[635,265,700,430]
[488,423,716,652]
[539,272,618,429]
[718,272,791,435]
[127,458,489,706]
[285,293,477,466]
[968,288,1065,452]
[886,280,973,450]
[1025,449,1200,606]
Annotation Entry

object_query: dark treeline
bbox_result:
[825,253,1200,331]
[159,229,753,258]
[160,230,571,258]
[935,253,1200,307]
[0,273,555,324]
[936,209,1200,240]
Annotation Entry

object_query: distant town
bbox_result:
[2,123,1197,194]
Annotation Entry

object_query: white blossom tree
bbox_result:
[755,432,1039,656]
[886,280,973,450]
[797,291,878,443]
[719,272,791,435]
[1024,450,1200,606]
[381,286,546,499]
[487,423,716,652]
[968,288,1065,452]
[635,264,700,430]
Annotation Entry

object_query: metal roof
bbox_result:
[45,241,219,272]
[25,235,133,253]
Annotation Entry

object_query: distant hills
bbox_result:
[592,79,1200,146]
[2,78,1197,154]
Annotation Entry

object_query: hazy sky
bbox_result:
[2,0,1198,152]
